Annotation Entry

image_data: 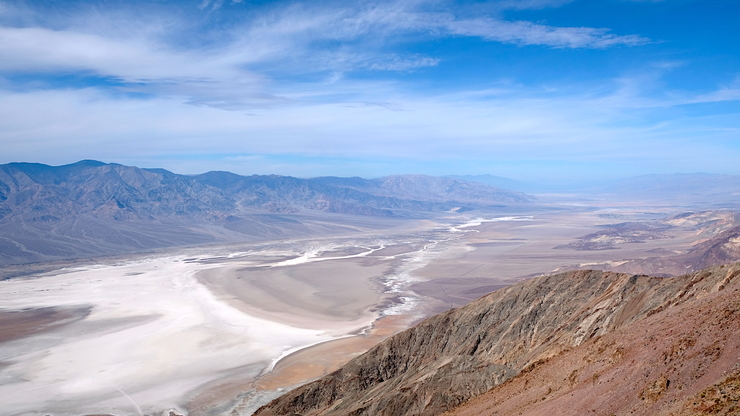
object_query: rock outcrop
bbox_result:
[594,224,740,277]
[446,263,740,416]
[254,264,740,416]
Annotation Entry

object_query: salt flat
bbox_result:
[0,256,330,416]
[0,217,480,416]
[0,207,714,416]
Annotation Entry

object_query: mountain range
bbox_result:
[2,160,739,414]
[459,172,740,206]
[0,160,533,266]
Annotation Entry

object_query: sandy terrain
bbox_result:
[189,315,415,416]
[197,258,392,334]
[410,208,731,313]
[0,306,91,344]
[1,204,734,416]
[257,315,412,390]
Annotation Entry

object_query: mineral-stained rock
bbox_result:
[254,263,740,416]
[446,263,740,416]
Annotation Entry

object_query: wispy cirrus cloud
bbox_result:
[0,0,736,181]
[0,1,648,78]
[494,0,576,10]
[242,2,649,51]
[367,55,440,71]
[0,0,651,111]
[440,16,649,48]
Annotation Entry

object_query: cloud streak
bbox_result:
[0,72,737,177]
[443,17,649,48]
[0,0,649,107]
[0,0,736,181]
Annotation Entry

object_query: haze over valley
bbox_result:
[3,160,740,415]
[2,0,740,415]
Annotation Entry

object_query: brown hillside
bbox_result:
[445,263,740,416]
[254,264,740,416]
[577,224,740,277]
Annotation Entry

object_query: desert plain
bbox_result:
[0,201,731,416]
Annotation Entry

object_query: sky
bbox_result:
[0,0,738,183]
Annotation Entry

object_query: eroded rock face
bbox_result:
[254,265,740,416]
[446,264,740,416]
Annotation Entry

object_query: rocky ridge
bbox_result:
[555,210,740,252]
[560,224,740,278]
[254,263,740,416]
[445,264,740,416]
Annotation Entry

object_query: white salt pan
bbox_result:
[0,256,331,416]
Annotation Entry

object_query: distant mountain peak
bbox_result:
[64,160,108,168]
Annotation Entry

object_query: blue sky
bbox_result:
[0,0,738,182]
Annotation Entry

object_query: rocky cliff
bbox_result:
[446,263,740,416]
[254,263,740,416]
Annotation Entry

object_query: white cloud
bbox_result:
[443,18,649,48]
[0,26,245,81]
[2,0,733,180]
[200,0,243,10]
[0,0,653,115]
[367,55,440,71]
[0,1,649,80]
[199,0,224,10]
[0,73,737,173]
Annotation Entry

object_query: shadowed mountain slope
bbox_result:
[309,175,535,205]
[0,160,234,221]
[0,161,532,266]
[254,263,740,416]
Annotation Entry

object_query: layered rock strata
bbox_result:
[255,264,740,416]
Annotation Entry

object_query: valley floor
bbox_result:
[0,201,735,416]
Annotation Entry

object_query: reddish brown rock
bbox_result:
[254,264,740,416]
[445,264,740,416]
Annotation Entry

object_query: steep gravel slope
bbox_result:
[255,264,740,416]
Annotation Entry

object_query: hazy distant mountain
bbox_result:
[309,174,535,204]
[590,173,740,205]
[450,173,740,201]
[445,174,532,192]
[601,173,740,193]
[0,161,533,266]
[192,172,528,215]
